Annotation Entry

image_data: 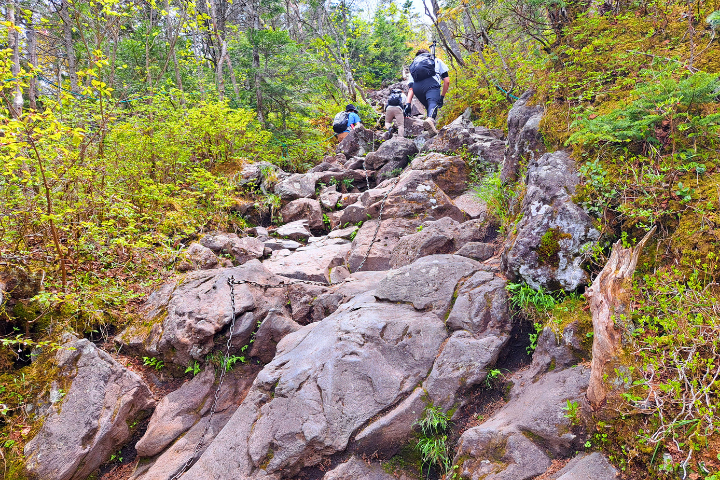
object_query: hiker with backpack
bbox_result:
[406,44,449,135]
[384,88,407,138]
[333,104,362,141]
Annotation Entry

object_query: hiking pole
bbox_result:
[431,40,436,58]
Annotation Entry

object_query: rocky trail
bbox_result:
[23,86,619,480]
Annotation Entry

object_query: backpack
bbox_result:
[332,111,350,134]
[387,89,403,107]
[409,53,436,82]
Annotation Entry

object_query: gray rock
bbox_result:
[455,432,551,480]
[239,161,285,193]
[456,242,495,261]
[199,232,239,253]
[424,331,507,410]
[319,186,343,210]
[375,254,480,317]
[501,89,545,183]
[353,387,425,457]
[454,367,591,479]
[229,236,265,264]
[249,312,302,363]
[328,225,358,240]
[263,241,350,283]
[503,150,600,291]
[523,323,588,381]
[183,300,447,478]
[365,170,465,222]
[338,201,369,225]
[24,337,155,480]
[409,152,468,197]
[136,368,216,457]
[454,192,488,219]
[322,456,399,480]
[116,262,280,366]
[347,217,420,272]
[421,124,505,163]
[275,219,312,241]
[131,367,258,480]
[336,126,378,158]
[263,239,301,251]
[446,270,509,337]
[280,198,324,230]
[552,452,619,480]
[364,136,418,171]
[178,242,219,271]
[390,217,495,268]
[274,173,316,201]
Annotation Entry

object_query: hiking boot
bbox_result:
[423,117,438,136]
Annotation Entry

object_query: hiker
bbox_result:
[333,104,362,141]
[384,88,407,138]
[406,47,449,135]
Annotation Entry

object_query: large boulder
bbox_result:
[421,123,504,161]
[24,337,156,480]
[374,254,481,317]
[249,312,302,363]
[199,233,264,265]
[239,161,285,193]
[503,151,600,291]
[347,218,419,271]
[453,191,488,219]
[274,173,316,201]
[409,152,468,197]
[500,89,545,183]
[115,262,284,366]
[176,242,219,271]
[319,186,342,210]
[453,366,591,480]
[275,219,312,241]
[263,240,351,283]
[365,170,465,222]
[131,366,259,480]
[182,299,447,478]
[364,136,418,171]
[423,331,507,410]
[336,126,378,158]
[446,270,510,337]
[389,217,496,268]
[280,198,324,230]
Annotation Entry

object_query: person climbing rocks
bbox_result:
[334,104,362,142]
[406,45,449,136]
[383,88,407,139]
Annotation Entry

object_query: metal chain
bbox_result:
[169,276,247,479]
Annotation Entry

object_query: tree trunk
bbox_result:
[25,14,38,110]
[586,227,655,409]
[6,0,23,116]
[58,0,79,93]
[426,0,465,66]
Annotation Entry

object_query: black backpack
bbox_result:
[332,111,350,134]
[387,89,403,106]
[409,53,436,82]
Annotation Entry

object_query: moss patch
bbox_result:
[536,228,572,267]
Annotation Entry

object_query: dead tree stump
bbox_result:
[586,227,655,409]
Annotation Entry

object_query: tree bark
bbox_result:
[57,0,79,93]
[25,14,38,110]
[586,227,655,409]
[425,0,465,66]
[6,0,23,116]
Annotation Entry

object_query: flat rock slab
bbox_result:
[446,270,510,337]
[551,452,619,480]
[263,242,351,283]
[275,220,312,241]
[25,337,155,480]
[454,192,488,219]
[347,218,420,272]
[183,300,447,478]
[375,254,480,317]
[322,456,401,480]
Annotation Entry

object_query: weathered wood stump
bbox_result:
[586,227,655,408]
